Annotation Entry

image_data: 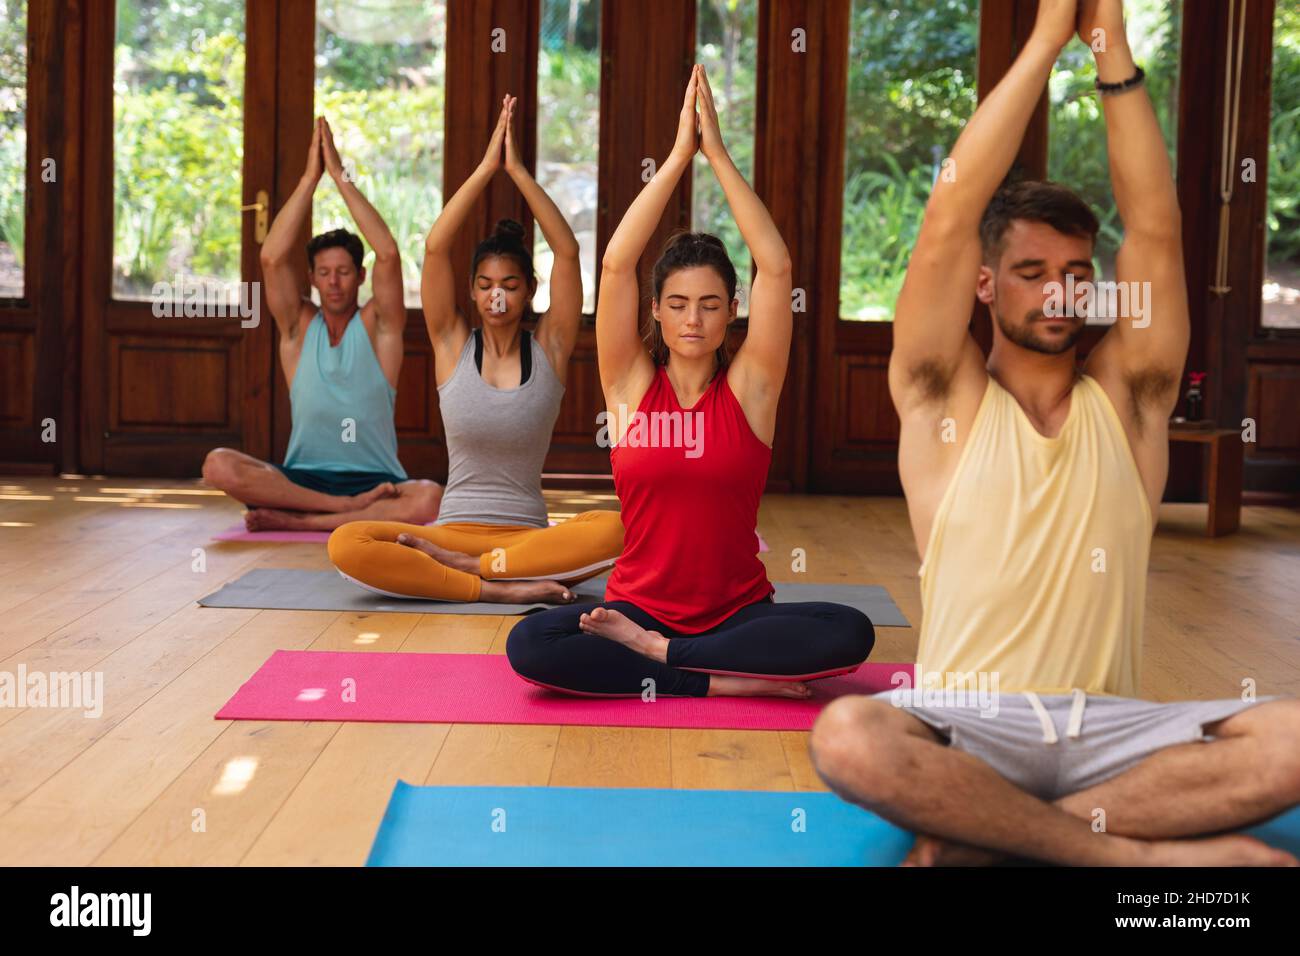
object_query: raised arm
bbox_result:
[890,1,1077,407]
[695,66,792,421]
[320,118,405,338]
[258,118,323,342]
[596,68,700,405]
[421,100,509,356]
[1078,0,1188,421]
[501,95,583,371]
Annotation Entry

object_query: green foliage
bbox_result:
[841,155,931,320]
[1268,4,1300,266]
[0,0,28,270]
[110,0,447,301]
[537,47,601,165]
[0,130,23,268]
[112,30,245,293]
[840,0,979,319]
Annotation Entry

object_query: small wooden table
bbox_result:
[1168,424,1243,536]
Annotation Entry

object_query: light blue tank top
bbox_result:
[282,311,408,478]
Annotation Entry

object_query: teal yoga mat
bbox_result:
[366,783,1300,867]
[366,783,915,866]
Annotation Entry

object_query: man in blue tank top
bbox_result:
[202,117,442,531]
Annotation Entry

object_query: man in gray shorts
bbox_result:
[810,0,1300,866]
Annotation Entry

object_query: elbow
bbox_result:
[259,248,288,270]
[917,208,974,246]
[373,243,400,265]
[761,253,793,279]
[1126,207,1183,246]
[600,253,632,275]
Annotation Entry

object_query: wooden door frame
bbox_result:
[0,0,83,475]
[1194,0,1300,494]
[77,0,280,476]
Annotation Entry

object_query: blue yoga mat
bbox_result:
[367,782,1300,867]
[366,783,910,866]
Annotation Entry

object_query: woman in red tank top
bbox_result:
[506,66,874,697]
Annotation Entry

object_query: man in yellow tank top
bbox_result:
[811,0,1300,866]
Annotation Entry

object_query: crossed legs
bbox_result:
[202,447,442,531]
[328,510,625,605]
[810,696,1300,866]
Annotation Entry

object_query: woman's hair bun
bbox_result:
[492,218,526,241]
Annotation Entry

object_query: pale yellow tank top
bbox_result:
[916,374,1153,696]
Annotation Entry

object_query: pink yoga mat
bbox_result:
[216,651,912,731]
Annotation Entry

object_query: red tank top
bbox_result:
[605,363,773,633]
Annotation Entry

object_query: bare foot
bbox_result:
[346,482,398,512]
[707,675,812,699]
[245,508,312,531]
[480,579,577,605]
[579,606,669,662]
[396,532,479,573]
[1146,833,1299,867]
[902,833,1007,867]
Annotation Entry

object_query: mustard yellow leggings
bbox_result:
[327,510,625,602]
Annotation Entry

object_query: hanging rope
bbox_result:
[1211,0,1249,296]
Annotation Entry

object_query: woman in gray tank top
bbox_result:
[328,95,623,605]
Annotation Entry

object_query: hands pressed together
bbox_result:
[478,94,527,177]
[303,115,353,187]
[1033,0,1129,54]
[671,63,727,166]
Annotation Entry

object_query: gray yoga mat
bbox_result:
[197,568,910,626]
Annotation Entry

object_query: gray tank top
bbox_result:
[434,329,564,527]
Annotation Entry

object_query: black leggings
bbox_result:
[505,597,875,697]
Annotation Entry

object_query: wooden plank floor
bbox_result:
[0,475,1296,865]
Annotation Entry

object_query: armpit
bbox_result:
[1126,366,1179,432]
[907,358,954,404]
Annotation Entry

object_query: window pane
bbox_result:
[693,0,757,317]
[113,0,246,301]
[313,0,447,310]
[840,0,979,322]
[535,0,600,316]
[0,0,26,300]
[1048,0,1180,325]
[1264,3,1300,329]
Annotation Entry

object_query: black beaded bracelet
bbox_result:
[1095,64,1145,96]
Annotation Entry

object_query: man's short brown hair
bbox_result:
[979,179,1100,264]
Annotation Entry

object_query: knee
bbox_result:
[402,480,443,524]
[1259,700,1300,802]
[201,447,237,488]
[840,607,876,662]
[327,521,370,572]
[580,510,625,555]
[821,605,875,664]
[809,696,899,802]
[505,616,548,680]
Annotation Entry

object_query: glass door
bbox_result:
[81,0,279,475]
